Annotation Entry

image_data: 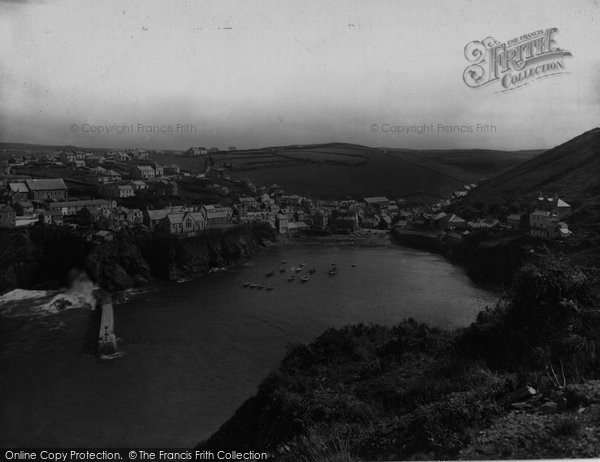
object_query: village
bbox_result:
[0,147,573,246]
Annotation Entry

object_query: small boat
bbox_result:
[100,351,125,360]
[295,266,303,272]
[300,275,310,283]
[250,283,257,289]
[256,284,264,290]
[352,263,356,267]
[287,275,295,282]
[279,268,286,273]
[281,260,288,264]
[243,281,250,287]
[266,285,274,291]
[309,267,316,274]
[328,268,337,276]
[266,270,275,277]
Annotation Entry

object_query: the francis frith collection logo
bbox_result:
[463,28,572,91]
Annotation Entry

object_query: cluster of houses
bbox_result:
[233,192,407,235]
[0,175,238,238]
[0,149,575,242]
[0,177,114,228]
[183,146,236,156]
[2,149,181,202]
[524,193,572,239]
[394,189,573,241]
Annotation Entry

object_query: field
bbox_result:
[1,141,538,202]
[184,143,538,200]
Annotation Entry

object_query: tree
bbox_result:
[76,207,96,227]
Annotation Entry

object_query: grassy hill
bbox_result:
[392,148,543,182]
[2,140,538,202]
[203,143,537,200]
[464,128,600,221]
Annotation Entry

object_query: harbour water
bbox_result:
[0,244,496,447]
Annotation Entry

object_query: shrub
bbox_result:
[551,416,581,437]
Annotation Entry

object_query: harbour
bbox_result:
[0,243,496,447]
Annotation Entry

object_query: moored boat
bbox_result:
[300,275,310,283]
[266,270,275,277]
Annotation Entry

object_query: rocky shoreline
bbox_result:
[0,222,277,295]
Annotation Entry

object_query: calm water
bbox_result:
[0,244,496,447]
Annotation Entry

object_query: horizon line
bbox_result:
[0,139,552,154]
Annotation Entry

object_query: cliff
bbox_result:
[135,224,275,282]
[0,222,276,294]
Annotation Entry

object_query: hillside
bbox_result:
[464,128,600,222]
[390,148,543,182]
[2,140,537,202]
[198,143,537,200]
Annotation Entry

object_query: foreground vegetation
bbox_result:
[200,254,600,460]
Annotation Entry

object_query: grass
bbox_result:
[551,416,582,437]
[155,143,533,200]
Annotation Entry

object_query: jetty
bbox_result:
[95,289,118,357]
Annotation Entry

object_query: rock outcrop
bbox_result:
[0,222,276,294]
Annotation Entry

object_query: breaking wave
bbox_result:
[0,270,98,317]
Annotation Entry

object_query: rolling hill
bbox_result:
[464,128,600,225]
[203,143,538,200]
[1,141,539,203]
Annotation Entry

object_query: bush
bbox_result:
[551,416,581,437]
[457,256,600,380]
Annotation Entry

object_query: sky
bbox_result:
[0,0,599,151]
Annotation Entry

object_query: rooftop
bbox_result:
[166,213,185,224]
[206,210,231,219]
[364,196,390,204]
[9,182,29,193]
[0,204,15,212]
[48,199,112,208]
[146,209,170,220]
[25,178,67,191]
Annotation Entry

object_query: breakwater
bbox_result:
[96,289,118,357]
